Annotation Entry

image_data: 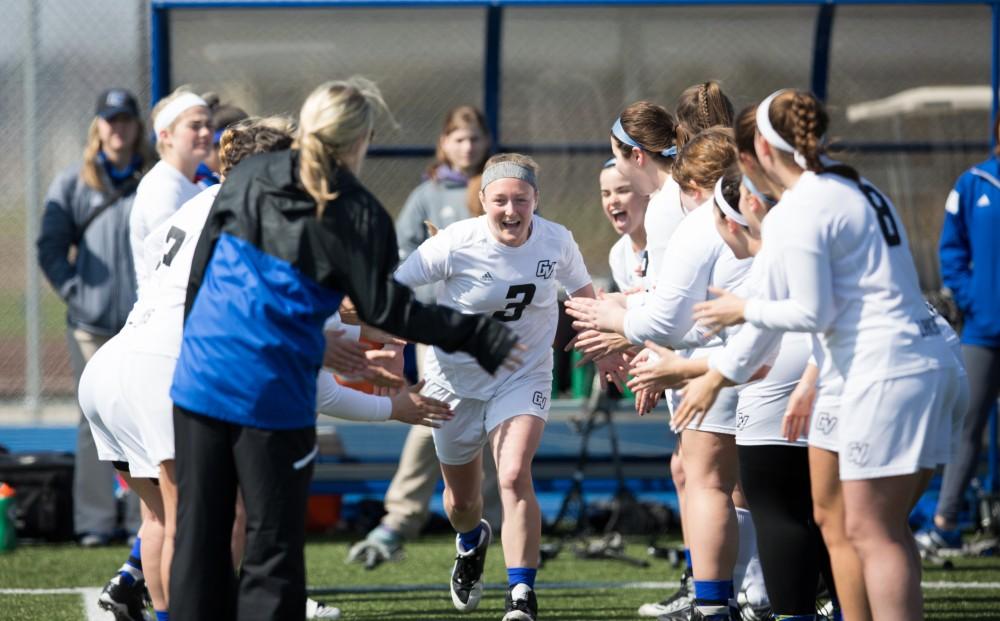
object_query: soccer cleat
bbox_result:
[346,528,404,570]
[449,519,492,612]
[306,597,342,619]
[915,527,962,557]
[639,567,693,617]
[97,574,154,621]
[502,583,538,621]
[737,590,773,620]
[657,602,740,621]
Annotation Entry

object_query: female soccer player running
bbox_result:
[676,89,964,621]
[395,154,624,621]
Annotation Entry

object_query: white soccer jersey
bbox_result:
[608,234,645,293]
[624,199,752,348]
[643,175,685,283]
[742,172,954,382]
[129,160,201,293]
[395,214,592,399]
[124,185,218,357]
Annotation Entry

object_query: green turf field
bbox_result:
[1,536,999,619]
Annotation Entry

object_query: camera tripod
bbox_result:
[542,377,665,568]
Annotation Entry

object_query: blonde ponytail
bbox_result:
[296,76,395,217]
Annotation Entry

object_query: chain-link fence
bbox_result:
[1,0,150,408]
[1,0,994,409]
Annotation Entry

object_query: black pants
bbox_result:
[738,444,835,615]
[937,344,1000,524]
[170,405,317,621]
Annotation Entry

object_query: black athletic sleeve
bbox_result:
[321,190,517,375]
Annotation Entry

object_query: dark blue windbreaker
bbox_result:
[171,150,516,430]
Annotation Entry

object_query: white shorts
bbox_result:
[78,335,161,478]
[670,386,738,435]
[427,374,551,466]
[807,395,841,453]
[839,366,963,481]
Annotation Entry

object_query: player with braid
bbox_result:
[676,89,966,621]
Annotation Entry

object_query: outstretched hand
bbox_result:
[389,380,454,428]
[693,287,747,337]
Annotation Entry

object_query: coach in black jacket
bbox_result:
[168,79,518,621]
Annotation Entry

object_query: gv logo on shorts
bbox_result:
[847,442,870,467]
[815,413,838,435]
[535,260,557,279]
[736,414,749,430]
[532,391,548,409]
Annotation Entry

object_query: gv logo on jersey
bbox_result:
[847,442,870,467]
[535,260,557,279]
[532,391,548,409]
[815,412,838,435]
[736,414,749,430]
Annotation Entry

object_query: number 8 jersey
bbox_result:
[395,214,592,399]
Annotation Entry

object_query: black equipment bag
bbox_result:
[0,451,75,542]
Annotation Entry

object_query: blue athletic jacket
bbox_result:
[171,150,517,430]
[939,156,1000,347]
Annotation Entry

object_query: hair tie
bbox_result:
[612,117,676,158]
[602,157,616,169]
[714,177,748,226]
[154,93,208,134]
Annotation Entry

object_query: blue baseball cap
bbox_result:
[96,88,139,120]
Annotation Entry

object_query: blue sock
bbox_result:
[694,579,732,605]
[458,523,483,552]
[507,567,537,589]
[684,548,692,570]
[774,616,815,620]
[118,537,143,585]
[830,593,842,621]
[155,611,169,621]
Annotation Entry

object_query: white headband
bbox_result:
[756,89,812,170]
[714,177,748,227]
[154,93,208,134]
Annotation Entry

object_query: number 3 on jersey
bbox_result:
[494,284,536,322]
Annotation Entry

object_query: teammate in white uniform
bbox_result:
[602,158,649,293]
[678,90,964,620]
[395,153,622,621]
[129,89,211,293]
[81,118,448,621]
[570,129,769,621]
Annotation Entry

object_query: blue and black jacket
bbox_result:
[940,156,1000,348]
[171,150,517,430]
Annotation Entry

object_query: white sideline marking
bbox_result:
[308,579,1000,595]
[80,587,113,621]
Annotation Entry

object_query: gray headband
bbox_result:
[481,162,537,191]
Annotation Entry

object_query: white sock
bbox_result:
[734,507,769,608]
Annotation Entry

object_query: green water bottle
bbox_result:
[0,482,16,552]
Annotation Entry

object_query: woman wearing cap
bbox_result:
[394,153,625,621]
[37,88,154,553]
[130,87,212,294]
